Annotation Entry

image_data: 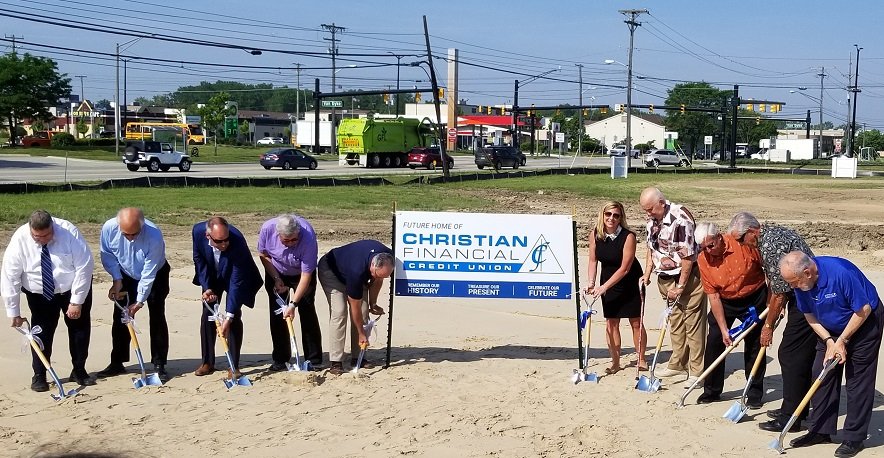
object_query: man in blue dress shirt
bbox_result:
[97,208,171,380]
[779,251,883,458]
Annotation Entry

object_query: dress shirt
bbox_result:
[1,217,94,317]
[99,217,166,303]
[757,224,814,295]
[646,201,697,274]
[257,217,318,275]
[698,234,766,299]
[794,256,880,334]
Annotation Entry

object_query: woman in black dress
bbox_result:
[586,201,647,373]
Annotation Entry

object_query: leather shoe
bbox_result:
[789,432,832,448]
[696,392,721,404]
[268,361,287,372]
[747,398,764,410]
[95,362,126,378]
[834,440,864,458]
[758,418,803,433]
[69,369,96,386]
[327,361,344,376]
[351,358,374,369]
[31,374,49,392]
[766,409,783,420]
[226,369,244,380]
[153,364,168,380]
[194,363,215,376]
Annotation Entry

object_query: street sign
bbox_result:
[834,138,842,153]
[447,127,457,141]
[555,132,565,143]
[321,100,343,108]
[704,135,713,145]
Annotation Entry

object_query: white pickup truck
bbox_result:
[608,145,641,158]
[122,141,192,172]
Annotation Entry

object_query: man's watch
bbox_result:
[675,283,685,289]
[763,322,774,329]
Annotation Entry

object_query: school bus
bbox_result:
[125,122,205,144]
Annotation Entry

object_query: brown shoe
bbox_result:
[226,369,244,380]
[194,363,215,376]
[327,361,344,375]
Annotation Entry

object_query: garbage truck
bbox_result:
[336,117,436,167]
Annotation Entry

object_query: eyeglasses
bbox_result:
[121,230,140,238]
[699,237,719,251]
[280,236,300,244]
[210,236,230,244]
[735,231,750,244]
[603,211,622,220]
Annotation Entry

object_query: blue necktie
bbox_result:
[41,244,55,300]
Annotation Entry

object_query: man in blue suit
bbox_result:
[191,216,262,378]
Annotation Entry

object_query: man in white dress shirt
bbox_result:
[1,210,95,391]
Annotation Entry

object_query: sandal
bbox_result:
[604,365,621,375]
[637,364,649,372]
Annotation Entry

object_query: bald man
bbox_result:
[97,208,171,380]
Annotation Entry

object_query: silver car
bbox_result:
[644,149,691,167]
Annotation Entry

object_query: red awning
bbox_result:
[458,115,527,127]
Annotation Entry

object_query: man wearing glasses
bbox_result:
[693,222,767,405]
[257,214,322,371]
[191,216,262,377]
[97,207,171,381]
[728,212,817,434]
[639,187,707,387]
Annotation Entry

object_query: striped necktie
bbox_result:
[41,244,55,300]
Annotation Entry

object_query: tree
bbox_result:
[664,82,729,156]
[197,91,236,155]
[31,119,46,132]
[0,52,71,147]
[856,129,884,153]
[75,118,88,138]
[94,99,112,110]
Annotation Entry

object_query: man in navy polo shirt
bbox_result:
[779,251,883,458]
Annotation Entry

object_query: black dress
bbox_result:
[594,228,643,319]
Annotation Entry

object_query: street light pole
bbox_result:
[390,53,402,117]
[620,8,647,168]
[818,67,825,157]
[115,43,120,155]
[576,63,583,155]
[848,44,862,158]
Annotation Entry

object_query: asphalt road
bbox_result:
[0,153,714,184]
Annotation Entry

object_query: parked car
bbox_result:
[260,148,317,170]
[644,149,691,167]
[609,145,641,158]
[122,141,192,172]
[474,146,521,170]
[257,136,284,145]
[21,131,55,148]
[407,147,454,169]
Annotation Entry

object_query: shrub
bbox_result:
[50,132,76,147]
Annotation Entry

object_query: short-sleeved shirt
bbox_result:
[646,201,697,274]
[325,239,392,300]
[758,224,814,295]
[257,217,318,275]
[794,256,880,334]
[697,234,766,299]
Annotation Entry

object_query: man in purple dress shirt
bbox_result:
[257,214,322,370]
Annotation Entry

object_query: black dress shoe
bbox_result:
[834,440,864,458]
[69,369,96,386]
[95,362,126,378]
[31,374,49,392]
[766,409,783,420]
[327,361,344,376]
[747,398,764,409]
[758,418,803,433]
[268,361,287,372]
[351,358,374,369]
[696,392,721,404]
[153,364,168,380]
[789,432,832,448]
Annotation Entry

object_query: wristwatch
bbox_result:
[763,322,774,329]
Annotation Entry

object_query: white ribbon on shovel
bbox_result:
[272,291,293,316]
[113,298,141,334]
[205,301,225,324]
[658,305,674,329]
[17,323,45,352]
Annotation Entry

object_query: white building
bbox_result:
[584,113,666,148]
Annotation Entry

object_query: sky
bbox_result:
[1,0,883,129]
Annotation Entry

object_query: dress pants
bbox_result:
[109,262,171,365]
[702,285,767,400]
[199,295,244,370]
[806,303,884,442]
[317,255,369,363]
[777,293,817,421]
[24,286,93,375]
[263,270,322,366]
[657,265,707,376]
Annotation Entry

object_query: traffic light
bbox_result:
[771,104,780,113]
[437,88,444,99]
[526,110,532,117]
[383,93,390,103]
[617,104,624,113]
[583,109,588,116]
[680,104,686,114]
[756,116,761,125]
[648,104,654,114]
[486,105,491,114]
[758,103,766,112]
[477,105,483,113]
[415,92,421,102]
[746,103,753,111]
[600,107,608,114]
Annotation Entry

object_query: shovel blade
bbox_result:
[145,373,163,386]
[723,401,747,423]
[635,375,661,392]
[133,377,146,389]
[584,372,599,383]
[50,388,77,401]
[223,378,235,389]
[768,437,786,454]
[571,369,581,384]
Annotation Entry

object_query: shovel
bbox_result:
[113,297,162,389]
[769,356,840,454]
[635,299,675,392]
[203,301,251,389]
[679,308,770,408]
[572,295,599,384]
[16,319,77,401]
[351,317,377,375]
[724,314,784,422]
[273,291,312,372]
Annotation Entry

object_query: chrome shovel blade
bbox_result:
[768,437,785,454]
[635,375,661,392]
[723,400,747,423]
[584,371,599,383]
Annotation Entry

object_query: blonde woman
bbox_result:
[586,201,648,373]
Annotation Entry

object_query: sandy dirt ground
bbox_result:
[1,177,883,457]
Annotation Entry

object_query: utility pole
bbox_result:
[845,52,853,156]
[294,63,301,139]
[122,58,129,134]
[390,53,403,117]
[5,34,23,53]
[115,43,120,155]
[74,75,86,102]
[848,44,862,158]
[422,15,449,180]
[322,23,345,156]
[576,63,583,155]
[619,8,647,168]
[818,67,825,157]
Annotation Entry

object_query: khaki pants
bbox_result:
[657,266,707,375]
[317,256,368,363]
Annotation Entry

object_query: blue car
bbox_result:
[260,148,317,170]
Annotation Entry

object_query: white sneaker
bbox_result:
[682,376,699,389]
[656,367,688,378]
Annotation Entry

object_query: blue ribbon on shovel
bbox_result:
[728,307,759,340]
[578,309,598,330]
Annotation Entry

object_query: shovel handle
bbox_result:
[126,322,141,349]
[285,316,296,338]
[29,338,53,371]
[212,318,231,352]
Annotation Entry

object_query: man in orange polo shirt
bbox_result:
[694,222,768,405]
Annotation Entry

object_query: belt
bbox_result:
[658,272,680,280]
